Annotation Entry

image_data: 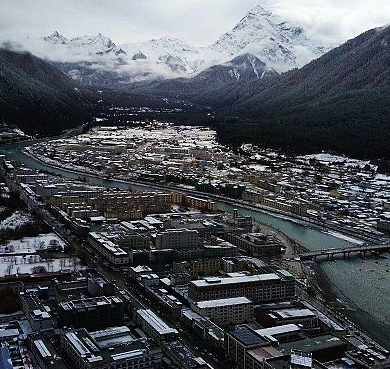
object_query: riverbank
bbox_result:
[307,257,390,349]
[252,217,390,350]
[252,220,307,280]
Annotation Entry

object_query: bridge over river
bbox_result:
[299,244,390,262]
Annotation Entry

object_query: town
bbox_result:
[25,122,390,239]
[0,121,390,369]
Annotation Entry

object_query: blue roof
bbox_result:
[0,347,13,369]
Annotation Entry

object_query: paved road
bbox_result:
[95,261,224,369]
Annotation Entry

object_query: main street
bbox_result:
[93,255,225,369]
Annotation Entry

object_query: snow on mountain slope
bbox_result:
[207,4,332,73]
[40,5,335,83]
[120,36,205,74]
[44,31,126,57]
[43,31,68,45]
[119,5,333,76]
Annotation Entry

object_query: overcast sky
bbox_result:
[1,0,390,47]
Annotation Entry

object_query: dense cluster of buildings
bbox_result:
[25,123,390,240]
[1,122,390,369]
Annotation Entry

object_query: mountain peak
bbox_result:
[70,33,115,49]
[44,31,68,44]
[232,5,280,33]
[245,4,273,18]
[43,31,125,57]
[209,4,331,73]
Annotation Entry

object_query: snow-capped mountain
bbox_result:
[120,36,205,74]
[207,4,331,73]
[44,31,126,56]
[43,31,68,45]
[118,5,333,76]
[40,5,335,85]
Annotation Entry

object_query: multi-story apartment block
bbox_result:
[20,291,53,331]
[223,233,283,256]
[87,232,129,266]
[61,326,162,369]
[193,297,254,326]
[155,228,199,250]
[185,196,217,212]
[136,309,178,344]
[174,258,223,276]
[87,191,172,220]
[188,272,295,303]
[57,296,124,330]
[28,333,68,369]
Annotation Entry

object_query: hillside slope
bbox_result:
[0,48,96,135]
[133,26,390,158]
[135,53,277,107]
[224,26,390,158]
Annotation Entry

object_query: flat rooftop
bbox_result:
[60,296,121,310]
[271,308,315,319]
[255,324,301,338]
[277,334,346,355]
[137,309,178,335]
[230,327,268,347]
[190,274,281,288]
[90,326,135,349]
[196,297,252,309]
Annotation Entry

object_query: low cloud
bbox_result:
[1,0,390,82]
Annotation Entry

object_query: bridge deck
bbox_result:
[300,244,390,260]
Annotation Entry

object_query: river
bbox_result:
[1,139,390,348]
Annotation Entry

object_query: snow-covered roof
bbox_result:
[196,297,252,309]
[191,273,280,288]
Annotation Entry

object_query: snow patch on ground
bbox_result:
[324,230,365,245]
[0,255,83,277]
[1,233,66,255]
[300,153,377,170]
[0,211,33,230]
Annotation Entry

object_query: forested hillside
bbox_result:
[0,48,96,135]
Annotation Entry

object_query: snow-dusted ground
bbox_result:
[299,153,377,170]
[0,211,33,230]
[324,230,365,245]
[0,255,83,277]
[0,233,66,255]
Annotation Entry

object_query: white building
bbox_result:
[193,297,254,326]
[155,228,199,250]
[188,272,295,302]
[136,309,178,344]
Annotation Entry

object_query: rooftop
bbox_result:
[191,273,281,288]
[277,334,345,355]
[272,308,315,319]
[255,324,301,339]
[196,296,252,309]
[62,328,157,365]
[59,296,121,310]
[291,350,313,367]
[230,327,268,347]
[137,309,178,335]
